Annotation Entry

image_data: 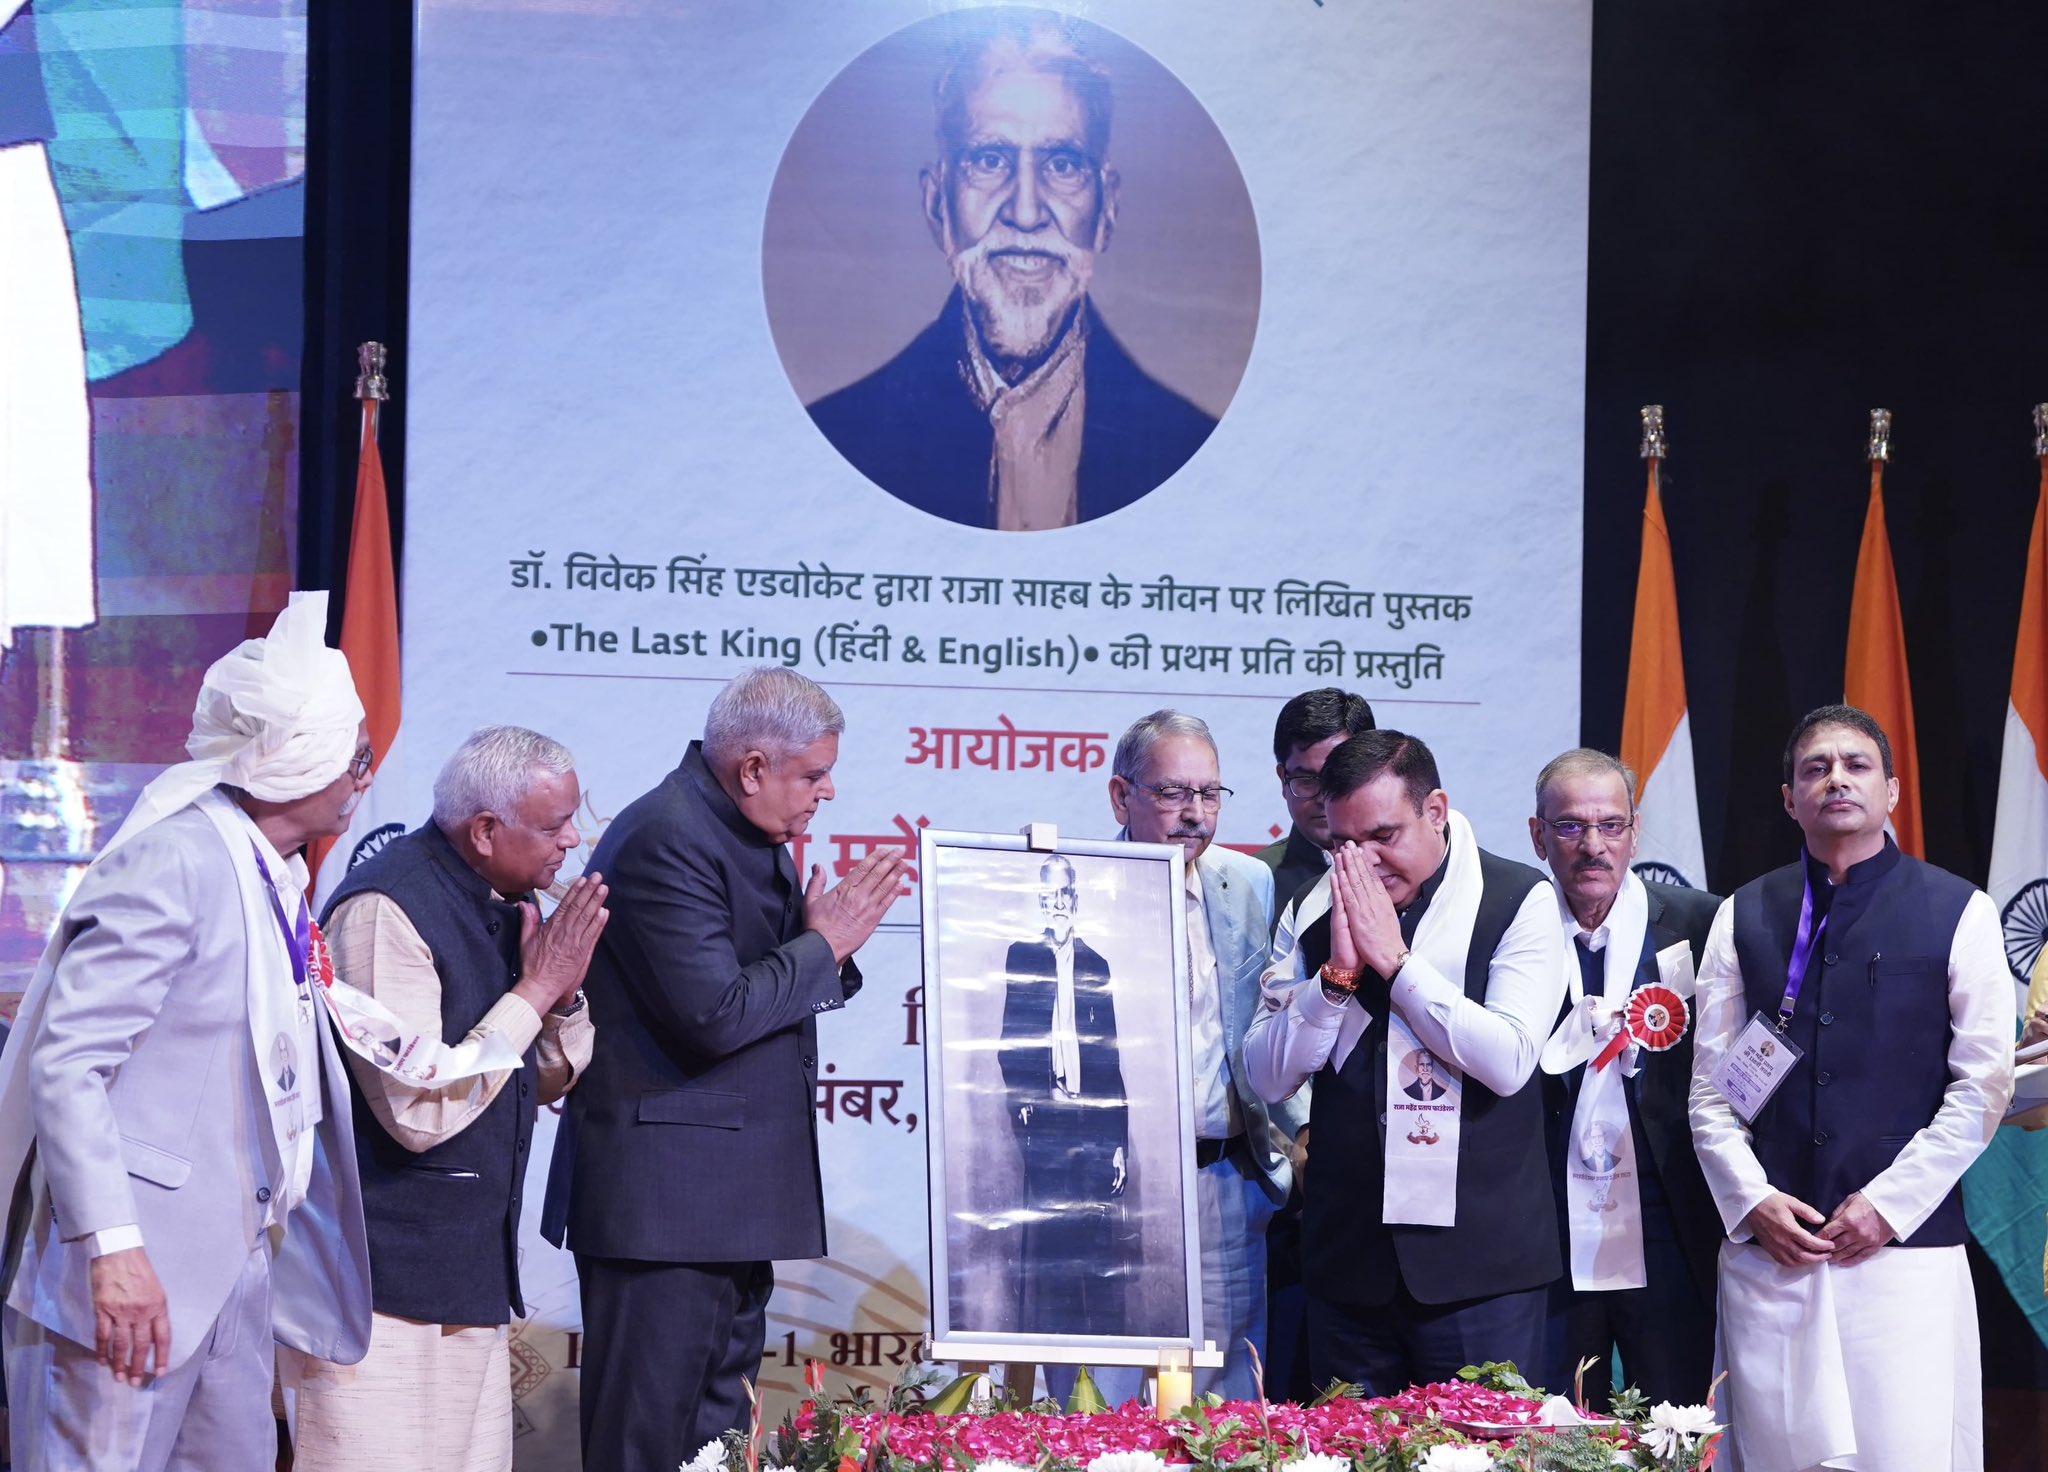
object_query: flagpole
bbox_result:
[307,343,403,898]
[1619,403,1708,888]
[1639,402,1667,462]
[1844,405,1923,856]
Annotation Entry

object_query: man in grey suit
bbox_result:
[542,667,902,1472]
[0,593,375,1471]
[1107,710,1306,1399]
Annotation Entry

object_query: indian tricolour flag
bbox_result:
[1962,412,2048,1353]
[310,368,408,910]
[1619,436,1707,890]
[1989,435,2048,1016]
[1843,435,1924,857]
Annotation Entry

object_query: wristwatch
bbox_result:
[549,989,587,1018]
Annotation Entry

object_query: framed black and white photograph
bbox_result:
[918,829,1205,1363]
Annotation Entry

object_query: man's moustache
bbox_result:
[959,234,1082,271]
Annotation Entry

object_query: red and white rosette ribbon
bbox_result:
[308,918,338,990]
[1592,984,1690,1071]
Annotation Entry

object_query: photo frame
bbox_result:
[918,828,1205,1366]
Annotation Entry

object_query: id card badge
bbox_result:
[1709,1011,1805,1123]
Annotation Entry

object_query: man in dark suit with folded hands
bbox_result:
[542,667,903,1472]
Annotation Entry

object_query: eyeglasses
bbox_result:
[1138,783,1233,811]
[348,745,375,780]
[1281,773,1322,800]
[1539,815,1634,842]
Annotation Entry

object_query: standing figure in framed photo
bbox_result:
[998,853,1133,1334]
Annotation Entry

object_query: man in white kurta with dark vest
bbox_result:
[292,727,609,1472]
[1689,704,2013,1472]
[1245,729,1569,1393]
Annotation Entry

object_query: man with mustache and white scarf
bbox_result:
[805,11,1216,531]
[0,593,382,1471]
[1526,748,1720,1411]
[1245,730,1570,1395]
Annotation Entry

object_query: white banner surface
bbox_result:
[405,2,1590,1462]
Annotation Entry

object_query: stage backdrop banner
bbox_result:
[405,2,1590,1462]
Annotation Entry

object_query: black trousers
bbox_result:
[1307,1281,1549,1398]
[576,1255,773,1472]
[1540,1232,1715,1409]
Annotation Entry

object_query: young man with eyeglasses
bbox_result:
[1255,689,1377,937]
[1098,710,1304,1401]
[1249,688,1374,1401]
[1525,748,1720,1410]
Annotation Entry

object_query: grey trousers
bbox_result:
[5,1245,275,1472]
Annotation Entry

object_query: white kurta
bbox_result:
[1688,888,2014,1472]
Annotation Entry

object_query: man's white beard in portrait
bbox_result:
[949,229,1095,366]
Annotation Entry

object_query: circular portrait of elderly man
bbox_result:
[764,8,1261,532]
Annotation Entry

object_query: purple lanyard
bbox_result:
[249,842,310,991]
[1778,865,1826,1032]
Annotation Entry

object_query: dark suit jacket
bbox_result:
[806,289,1217,529]
[1254,826,1327,940]
[997,934,1127,1194]
[1543,879,1722,1300]
[541,742,859,1262]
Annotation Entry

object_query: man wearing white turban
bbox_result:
[0,591,378,1471]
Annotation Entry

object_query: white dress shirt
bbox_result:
[1245,829,1566,1103]
[1048,933,1082,1097]
[1184,866,1242,1139]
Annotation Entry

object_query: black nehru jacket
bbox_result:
[1300,843,1561,1305]
[323,821,541,1326]
[1730,840,1974,1246]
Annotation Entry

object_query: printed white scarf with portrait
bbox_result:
[1272,810,1485,1226]
[1540,870,1650,1290]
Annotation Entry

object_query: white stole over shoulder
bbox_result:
[1267,812,1486,1225]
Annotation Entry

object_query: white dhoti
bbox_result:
[289,1312,514,1472]
[0,141,96,649]
[1716,1240,1980,1472]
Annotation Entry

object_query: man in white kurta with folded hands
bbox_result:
[1689,703,2013,1472]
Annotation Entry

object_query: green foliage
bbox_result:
[1509,1425,1623,1472]
[1066,1368,1108,1415]
[1454,1362,1543,1399]
[1605,1386,1647,1422]
[1309,1380,1366,1407]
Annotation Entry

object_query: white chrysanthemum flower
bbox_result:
[1610,1453,1639,1469]
[679,1440,727,1472]
[1418,1446,1496,1472]
[1281,1454,1352,1472]
[1642,1402,1720,1459]
[975,1462,1035,1472]
[1086,1452,1169,1472]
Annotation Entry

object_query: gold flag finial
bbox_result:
[1867,408,1892,462]
[2033,403,2047,457]
[1639,405,1667,460]
[355,342,389,402]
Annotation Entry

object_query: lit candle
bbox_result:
[1155,1349,1193,1419]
